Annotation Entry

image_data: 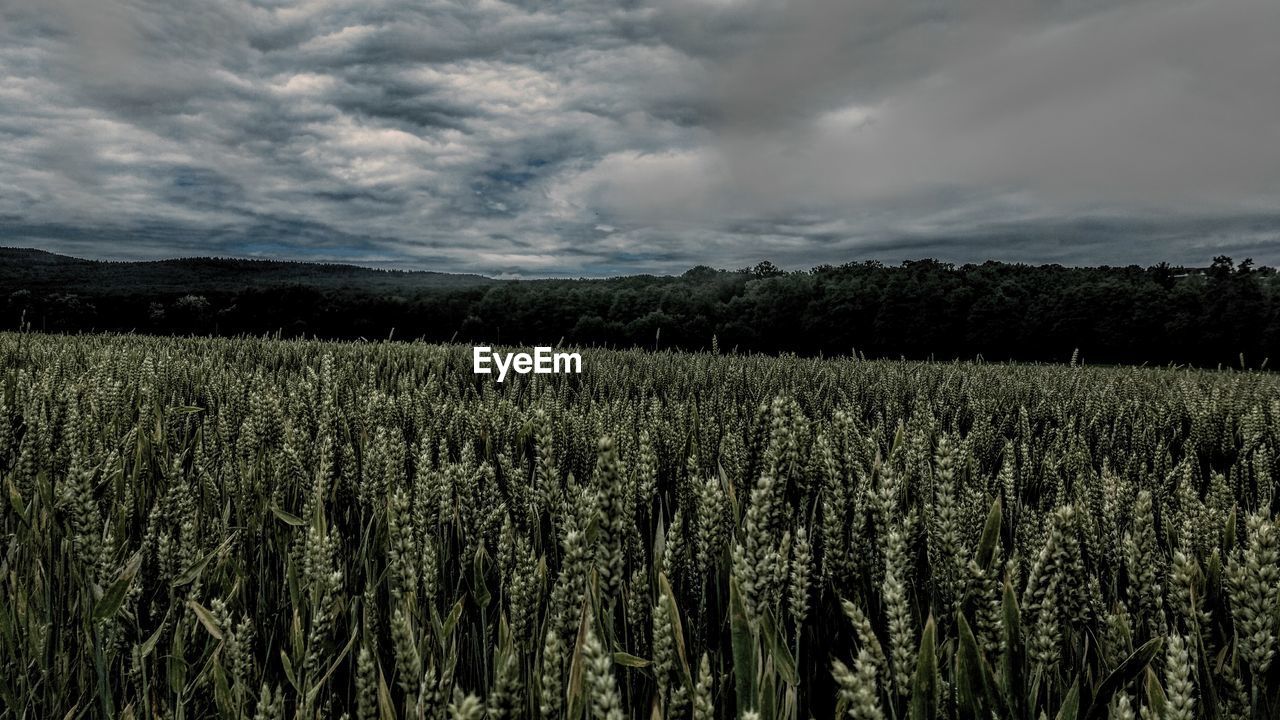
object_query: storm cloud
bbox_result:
[1,0,1277,275]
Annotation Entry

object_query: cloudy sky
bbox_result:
[1,0,1278,276]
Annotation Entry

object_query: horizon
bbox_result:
[3,0,1279,276]
[0,244,1258,282]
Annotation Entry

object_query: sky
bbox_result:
[1,0,1278,277]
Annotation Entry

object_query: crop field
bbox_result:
[1,331,1278,720]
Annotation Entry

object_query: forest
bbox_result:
[3,249,1277,367]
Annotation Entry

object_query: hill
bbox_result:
[0,247,496,295]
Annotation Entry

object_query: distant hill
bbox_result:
[0,247,497,295]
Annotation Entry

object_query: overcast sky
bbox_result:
[1,0,1277,276]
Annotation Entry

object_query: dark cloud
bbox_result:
[0,0,1276,277]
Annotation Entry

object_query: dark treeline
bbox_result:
[4,251,1279,367]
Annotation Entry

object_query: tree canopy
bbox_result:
[4,249,1277,367]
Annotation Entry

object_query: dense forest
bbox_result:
[3,248,1277,366]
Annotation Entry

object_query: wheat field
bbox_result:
[1,331,1277,719]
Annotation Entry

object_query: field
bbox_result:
[1,332,1278,720]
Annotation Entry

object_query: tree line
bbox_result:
[4,255,1277,367]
